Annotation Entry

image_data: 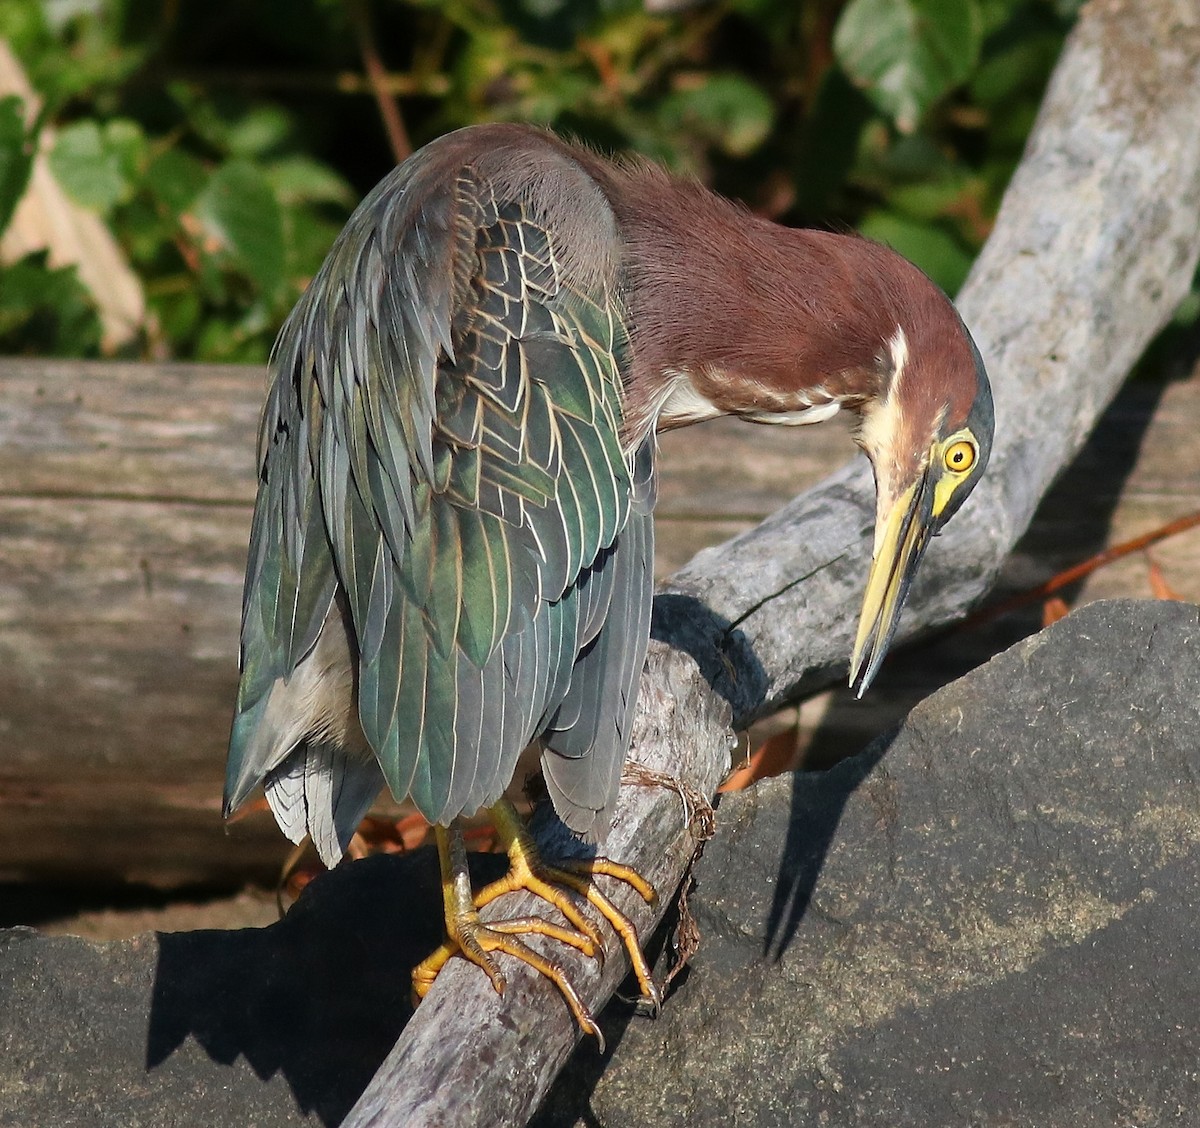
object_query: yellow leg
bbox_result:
[410,800,662,1040]
[412,821,604,1042]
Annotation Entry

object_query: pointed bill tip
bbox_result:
[849,471,936,698]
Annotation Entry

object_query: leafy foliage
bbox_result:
[0,93,33,234]
[0,250,103,355]
[834,0,983,134]
[0,0,1083,360]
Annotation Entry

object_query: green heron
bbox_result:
[223,122,993,1035]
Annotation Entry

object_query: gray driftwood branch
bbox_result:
[348,2,1200,1124]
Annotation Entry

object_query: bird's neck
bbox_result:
[589,164,903,445]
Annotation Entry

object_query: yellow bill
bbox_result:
[849,467,936,698]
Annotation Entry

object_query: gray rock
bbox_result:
[0,851,463,1127]
[536,598,1200,1127]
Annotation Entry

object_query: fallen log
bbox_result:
[0,363,844,884]
[342,1,1200,1124]
[2,364,1198,887]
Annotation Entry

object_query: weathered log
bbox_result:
[2,366,1199,885]
[343,2,1200,1125]
[2,366,1198,885]
[0,363,268,884]
[0,363,842,883]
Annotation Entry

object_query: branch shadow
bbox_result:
[649,592,770,723]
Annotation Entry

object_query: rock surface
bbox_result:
[3,599,1199,1127]
[0,852,460,1127]
[535,598,1200,1127]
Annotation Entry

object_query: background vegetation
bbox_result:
[0,0,1082,363]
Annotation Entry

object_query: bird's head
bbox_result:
[848,307,993,696]
[595,173,994,697]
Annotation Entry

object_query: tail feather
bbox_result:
[264,742,384,867]
[225,599,379,866]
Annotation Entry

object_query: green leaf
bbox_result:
[42,0,106,33]
[889,173,981,224]
[834,0,983,132]
[223,104,292,157]
[0,1,51,46]
[120,195,180,267]
[879,133,953,180]
[969,32,1060,108]
[48,118,144,215]
[859,210,974,295]
[0,95,34,237]
[264,155,355,207]
[143,148,207,216]
[194,160,285,298]
[0,251,102,356]
[795,69,874,214]
[173,88,293,158]
[151,286,202,346]
[195,306,272,363]
[975,0,1025,37]
[103,118,146,182]
[660,74,774,158]
[281,207,343,282]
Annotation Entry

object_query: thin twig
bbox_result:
[963,509,1200,629]
[162,68,450,98]
[344,0,413,164]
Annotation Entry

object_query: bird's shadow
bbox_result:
[146,850,501,1126]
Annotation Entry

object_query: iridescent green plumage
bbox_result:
[225,128,654,861]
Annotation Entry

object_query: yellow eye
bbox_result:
[944,439,976,474]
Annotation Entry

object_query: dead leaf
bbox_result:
[1146,552,1182,601]
[1041,597,1070,627]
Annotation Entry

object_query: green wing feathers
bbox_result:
[228,140,647,839]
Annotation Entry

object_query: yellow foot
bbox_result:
[412,901,605,1040]
[484,800,660,1014]
[476,855,661,1015]
[412,802,661,1042]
